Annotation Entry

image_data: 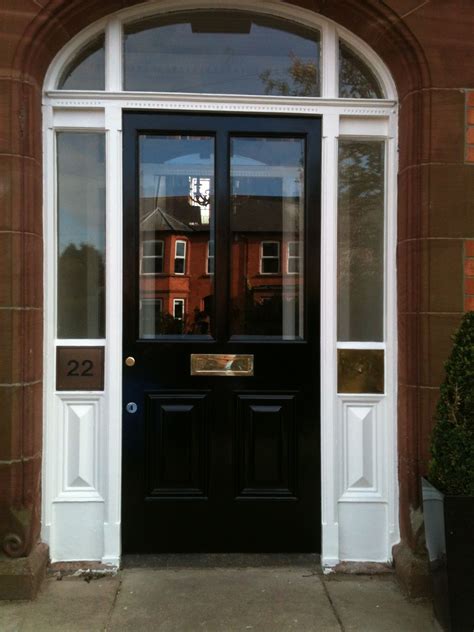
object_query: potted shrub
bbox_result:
[422,311,474,632]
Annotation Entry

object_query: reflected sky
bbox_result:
[124,13,320,95]
[58,35,105,90]
[57,133,106,255]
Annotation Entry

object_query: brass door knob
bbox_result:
[125,356,136,367]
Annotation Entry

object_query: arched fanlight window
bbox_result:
[338,40,383,98]
[58,33,105,90]
[54,11,386,99]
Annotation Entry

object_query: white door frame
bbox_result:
[42,0,399,566]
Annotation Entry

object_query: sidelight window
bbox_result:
[56,132,106,339]
[337,139,386,394]
[337,140,384,342]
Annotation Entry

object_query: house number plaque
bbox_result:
[56,347,105,391]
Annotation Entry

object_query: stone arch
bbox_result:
[2,0,429,593]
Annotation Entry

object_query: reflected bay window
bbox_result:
[141,240,164,274]
[174,240,187,274]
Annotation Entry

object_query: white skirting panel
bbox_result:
[337,395,392,562]
[51,502,105,562]
[339,502,388,561]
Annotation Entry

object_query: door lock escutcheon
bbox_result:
[126,402,138,414]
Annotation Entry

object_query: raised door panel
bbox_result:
[235,393,297,499]
[145,392,209,499]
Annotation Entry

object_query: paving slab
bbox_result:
[0,575,120,632]
[108,568,340,632]
[323,574,437,632]
[0,600,30,632]
[0,566,438,632]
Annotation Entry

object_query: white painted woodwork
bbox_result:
[42,0,399,568]
[339,396,385,500]
[320,112,340,566]
[51,503,105,562]
[339,502,388,562]
[346,405,375,491]
[65,402,97,490]
[55,395,103,502]
[52,109,105,128]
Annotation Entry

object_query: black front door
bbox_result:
[122,113,321,553]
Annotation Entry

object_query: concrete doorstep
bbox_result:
[0,565,437,632]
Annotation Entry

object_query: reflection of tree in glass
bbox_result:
[339,42,382,99]
[232,293,300,336]
[149,309,211,336]
[157,312,187,335]
[260,46,381,99]
[338,141,384,341]
[186,308,210,335]
[260,52,318,96]
[58,243,105,338]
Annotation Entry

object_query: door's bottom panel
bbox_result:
[145,392,210,499]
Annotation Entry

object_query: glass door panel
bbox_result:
[138,135,214,337]
[229,137,305,339]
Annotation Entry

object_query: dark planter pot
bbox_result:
[422,477,474,632]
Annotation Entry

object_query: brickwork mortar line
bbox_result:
[0,231,43,239]
[0,380,42,388]
[0,306,43,311]
[0,453,41,466]
[0,152,40,163]
[400,0,431,20]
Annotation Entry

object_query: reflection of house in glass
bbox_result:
[139,193,213,336]
[139,136,304,339]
